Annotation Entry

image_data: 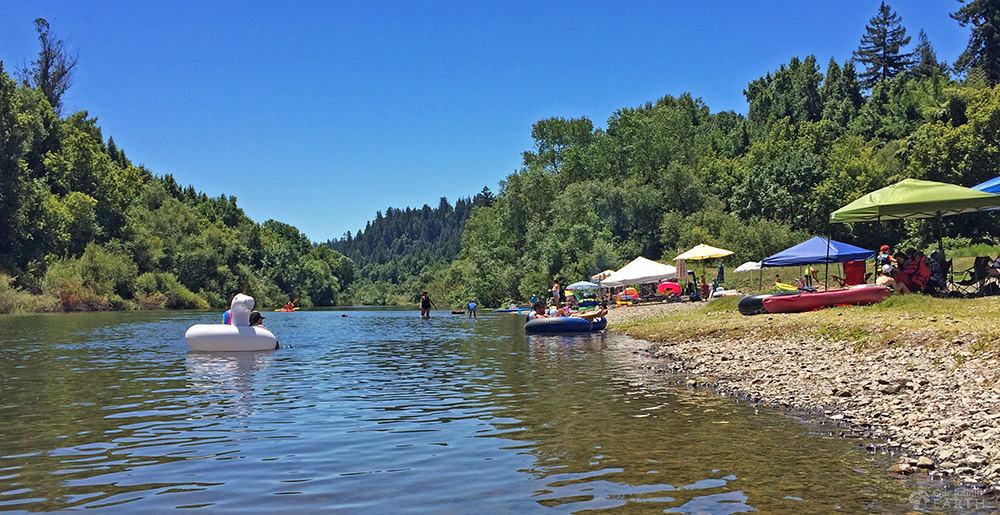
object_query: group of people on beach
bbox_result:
[874,245,946,295]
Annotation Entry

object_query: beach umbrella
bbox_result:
[591,270,615,281]
[675,244,734,279]
[675,244,735,261]
[566,280,599,290]
[733,261,761,273]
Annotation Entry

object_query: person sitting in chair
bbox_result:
[900,249,931,294]
[990,254,1000,279]
[876,264,910,294]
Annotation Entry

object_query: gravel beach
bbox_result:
[605,301,1000,485]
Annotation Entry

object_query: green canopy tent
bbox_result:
[830,178,1000,255]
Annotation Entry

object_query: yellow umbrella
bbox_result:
[591,269,615,281]
[675,244,734,281]
[675,244,734,261]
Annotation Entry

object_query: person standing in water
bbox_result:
[419,291,437,318]
[468,299,477,318]
[550,278,561,307]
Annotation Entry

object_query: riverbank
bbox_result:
[605,295,1000,485]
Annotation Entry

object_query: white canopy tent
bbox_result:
[601,256,676,287]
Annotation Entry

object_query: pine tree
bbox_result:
[853,2,915,88]
[821,58,864,129]
[910,30,947,79]
[952,0,1000,84]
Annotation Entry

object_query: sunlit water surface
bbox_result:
[0,309,975,513]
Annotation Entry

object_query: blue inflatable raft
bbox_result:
[524,316,608,334]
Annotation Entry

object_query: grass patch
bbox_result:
[613,293,1000,353]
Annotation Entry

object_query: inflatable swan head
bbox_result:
[230,293,255,326]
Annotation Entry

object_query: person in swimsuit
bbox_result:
[419,291,437,318]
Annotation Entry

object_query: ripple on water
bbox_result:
[0,310,954,512]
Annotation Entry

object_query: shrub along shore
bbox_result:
[605,294,1000,485]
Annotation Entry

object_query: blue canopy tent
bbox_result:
[762,236,875,267]
[762,236,875,289]
[972,176,1000,195]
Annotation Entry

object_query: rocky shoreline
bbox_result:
[605,301,1000,486]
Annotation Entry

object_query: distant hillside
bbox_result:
[326,187,494,286]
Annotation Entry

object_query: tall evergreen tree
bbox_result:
[821,58,864,130]
[952,0,1000,84]
[910,30,947,79]
[853,2,915,88]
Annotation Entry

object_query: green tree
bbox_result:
[820,58,864,131]
[853,2,915,88]
[521,117,594,173]
[744,56,823,129]
[952,0,1000,84]
[910,30,948,80]
[0,64,31,271]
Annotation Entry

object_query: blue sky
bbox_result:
[1,1,970,243]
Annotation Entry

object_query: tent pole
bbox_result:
[876,215,880,248]
[936,212,944,258]
[824,231,831,291]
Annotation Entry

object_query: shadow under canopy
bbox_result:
[829,178,1000,254]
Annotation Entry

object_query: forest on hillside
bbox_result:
[326,187,494,305]
[438,1,1000,307]
[0,20,355,312]
[3,2,1000,312]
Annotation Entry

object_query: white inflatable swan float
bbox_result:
[185,293,278,351]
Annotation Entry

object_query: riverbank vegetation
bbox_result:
[4,2,1000,312]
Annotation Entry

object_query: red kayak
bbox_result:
[762,285,891,314]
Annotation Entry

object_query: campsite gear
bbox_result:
[566,281,600,291]
[831,178,1000,255]
[601,257,676,287]
[734,261,761,273]
[972,176,1000,195]
[760,285,891,314]
[738,292,798,315]
[591,270,615,281]
[762,237,874,267]
[675,244,734,280]
[675,244,735,261]
[831,261,871,287]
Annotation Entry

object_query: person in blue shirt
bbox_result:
[468,300,477,318]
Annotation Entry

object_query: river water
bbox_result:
[0,309,980,513]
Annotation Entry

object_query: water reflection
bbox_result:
[185,352,276,419]
[0,310,954,512]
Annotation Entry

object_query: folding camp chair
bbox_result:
[951,256,995,296]
[831,260,871,287]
